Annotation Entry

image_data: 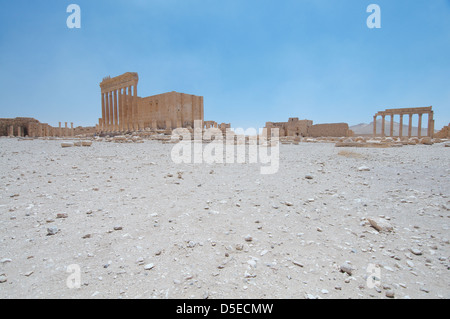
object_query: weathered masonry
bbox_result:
[373,106,435,138]
[0,117,94,137]
[99,72,204,132]
[264,118,352,138]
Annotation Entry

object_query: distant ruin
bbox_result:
[0,117,95,138]
[264,118,353,138]
[373,106,435,138]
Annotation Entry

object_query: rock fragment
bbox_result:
[340,263,353,276]
[47,227,59,236]
[367,218,393,233]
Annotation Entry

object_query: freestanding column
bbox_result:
[123,87,128,131]
[114,90,119,131]
[418,113,423,138]
[373,116,377,136]
[71,123,74,136]
[399,114,404,138]
[102,93,106,130]
[59,122,62,137]
[427,112,434,137]
[390,114,394,137]
[133,85,138,131]
[105,92,110,131]
[408,114,413,137]
[128,86,133,131]
[381,115,386,137]
[108,91,114,131]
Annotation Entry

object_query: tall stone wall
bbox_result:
[307,123,350,137]
[137,91,204,130]
[265,118,350,138]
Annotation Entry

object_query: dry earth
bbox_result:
[0,137,449,299]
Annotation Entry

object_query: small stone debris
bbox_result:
[0,275,7,283]
[144,263,155,270]
[367,218,393,233]
[340,263,353,276]
[56,213,68,219]
[305,174,314,180]
[409,248,423,256]
[385,290,395,298]
[113,226,123,231]
[47,227,59,236]
[61,142,74,148]
[358,166,371,172]
[244,235,253,242]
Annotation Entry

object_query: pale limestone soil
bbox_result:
[0,137,448,299]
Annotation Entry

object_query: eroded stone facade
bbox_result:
[0,118,95,138]
[265,118,352,138]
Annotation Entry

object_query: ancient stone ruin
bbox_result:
[373,106,435,138]
[98,72,204,133]
[0,117,95,138]
[264,118,353,138]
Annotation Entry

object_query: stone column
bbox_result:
[428,112,434,137]
[128,86,133,131]
[105,91,110,131]
[65,122,68,137]
[123,87,128,131]
[408,114,413,138]
[399,114,404,138]
[390,114,394,137]
[9,125,14,137]
[71,123,74,137]
[373,116,377,137]
[101,93,106,130]
[118,88,123,131]
[418,113,423,138]
[59,122,62,137]
[381,115,386,137]
[133,85,138,131]
[108,91,113,131]
[113,90,119,131]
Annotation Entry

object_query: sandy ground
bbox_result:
[0,137,449,299]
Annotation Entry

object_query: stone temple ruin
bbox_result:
[98,72,204,133]
[264,118,353,138]
[373,106,435,138]
[0,117,95,138]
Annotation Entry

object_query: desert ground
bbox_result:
[0,137,449,299]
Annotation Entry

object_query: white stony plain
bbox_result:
[0,137,449,299]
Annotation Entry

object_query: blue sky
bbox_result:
[0,0,449,130]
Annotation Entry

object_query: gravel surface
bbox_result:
[0,137,449,299]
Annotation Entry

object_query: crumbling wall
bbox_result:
[307,123,350,137]
[435,124,449,138]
